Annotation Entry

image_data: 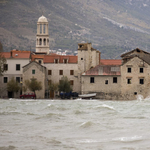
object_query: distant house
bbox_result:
[0,50,31,98]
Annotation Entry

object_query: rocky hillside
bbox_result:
[1,0,150,58]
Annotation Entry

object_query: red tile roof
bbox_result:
[1,50,31,59]
[31,54,78,64]
[100,59,122,65]
[83,65,121,76]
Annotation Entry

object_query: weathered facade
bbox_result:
[0,50,30,98]
[1,15,150,100]
[22,61,47,99]
[120,48,150,100]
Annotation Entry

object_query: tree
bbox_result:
[49,82,58,92]
[49,81,58,98]
[25,77,42,96]
[58,76,72,93]
[0,52,7,76]
[7,77,20,98]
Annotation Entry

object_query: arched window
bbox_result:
[44,39,46,45]
[43,24,46,34]
[40,24,42,34]
[47,39,49,44]
[39,38,42,45]
[37,39,38,45]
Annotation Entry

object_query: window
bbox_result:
[32,69,35,74]
[44,38,46,45]
[113,77,117,83]
[134,92,137,95]
[139,78,144,84]
[140,68,143,73]
[48,70,52,75]
[16,77,20,83]
[55,59,59,64]
[64,59,68,64]
[127,78,131,84]
[90,77,94,83]
[59,70,63,75]
[39,60,42,64]
[105,80,108,84]
[16,64,20,71]
[39,38,42,45]
[70,80,74,85]
[3,64,8,71]
[3,77,8,83]
[127,68,131,73]
[40,24,42,34]
[43,24,46,34]
[81,58,83,60]
[70,70,74,75]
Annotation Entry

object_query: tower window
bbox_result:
[39,38,42,45]
[44,39,46,45]
[40,24,42,34]
[43,24,46,34]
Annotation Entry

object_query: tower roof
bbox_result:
[38,15,48,23]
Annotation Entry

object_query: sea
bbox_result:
[0,95,150,150]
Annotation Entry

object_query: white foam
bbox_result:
[113,135,142,142]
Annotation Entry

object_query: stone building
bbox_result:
[1,15,150,100]
[120,48,150,100]
[81,48,150,100]
[0,50,31,98]
[22,61,47,99]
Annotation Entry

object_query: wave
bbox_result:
[94,104,116,111]
[35,112,64,119]
[77,139,100,143]
[80,121,93,128]
[74,110,85,114]
[113,135,143,142]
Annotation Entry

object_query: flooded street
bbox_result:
[1,98,150,150]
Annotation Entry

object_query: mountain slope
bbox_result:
[1,0,150,58]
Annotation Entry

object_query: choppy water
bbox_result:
[1,97,150,150]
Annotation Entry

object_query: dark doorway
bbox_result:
[8,91,13,98]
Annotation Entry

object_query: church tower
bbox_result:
[36,15,49,54]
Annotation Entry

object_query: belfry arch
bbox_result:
[36,15,50,54]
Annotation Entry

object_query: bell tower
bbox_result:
[36,15,49,54]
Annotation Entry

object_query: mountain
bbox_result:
[1,0,150,58]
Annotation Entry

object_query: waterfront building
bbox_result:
[0,15,150,100]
